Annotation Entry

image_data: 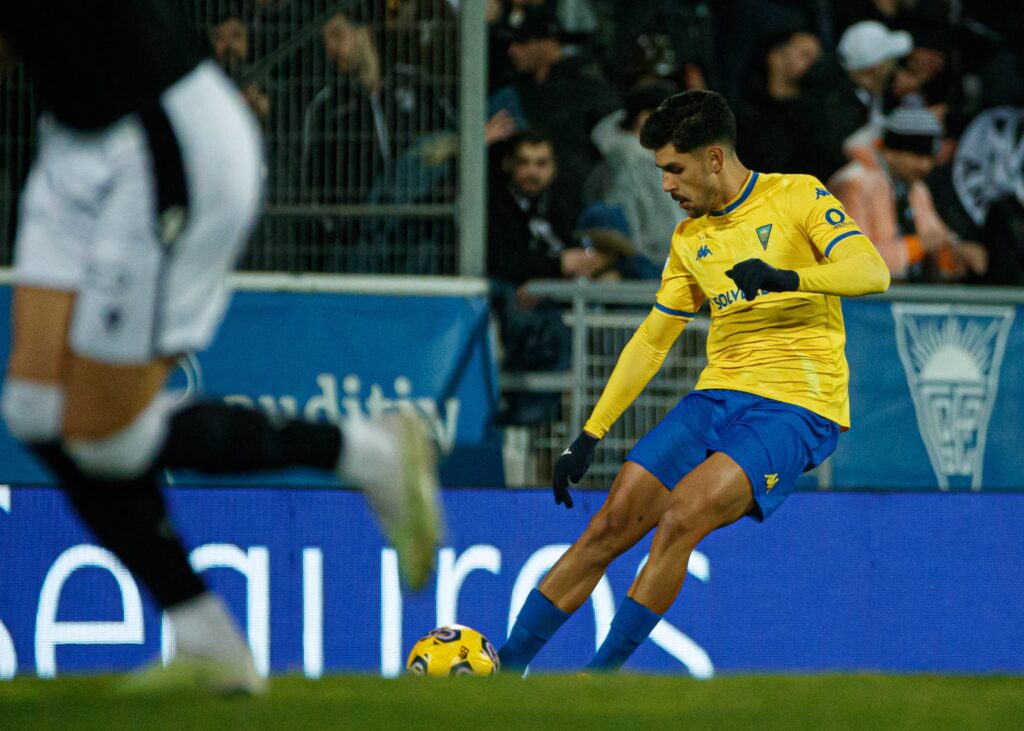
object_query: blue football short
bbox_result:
[626,389,840,520]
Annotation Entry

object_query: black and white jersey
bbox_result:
[0,1,203,129]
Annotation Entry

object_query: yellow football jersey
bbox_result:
[656,171,870,428]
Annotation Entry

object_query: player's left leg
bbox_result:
[586,452,754,671]
[499,461,670,672]
[586,395,840,672]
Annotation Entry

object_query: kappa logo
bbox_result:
[893,304,1015,490]
[764,473,779,492]
[696,244,712,261]
[755,224,772,250]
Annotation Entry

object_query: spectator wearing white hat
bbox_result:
[828,105,987,282]
[836,20,923,153]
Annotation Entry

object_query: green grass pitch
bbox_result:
[2,674,1022,729]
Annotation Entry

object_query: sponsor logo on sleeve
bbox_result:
[825,207,855,230]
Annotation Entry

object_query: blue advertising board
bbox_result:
[1,486,1022,678]
[2,284,1023,491]
[0,285,504,488]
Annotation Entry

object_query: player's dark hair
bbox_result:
[639,89,737,153]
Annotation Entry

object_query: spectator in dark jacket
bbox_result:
[736,28,830,176]
[500,5,618,203]
[488,130,591,285]
[487,130,596,425]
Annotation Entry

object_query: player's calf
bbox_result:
[5,371,258,676]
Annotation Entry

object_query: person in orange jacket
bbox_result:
[828,105,987,282]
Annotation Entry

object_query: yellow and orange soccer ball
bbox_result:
[406,625,500,677]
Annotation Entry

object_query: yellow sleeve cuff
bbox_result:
[797,235,890,296]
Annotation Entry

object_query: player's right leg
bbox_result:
[539,462,670,611]
[499,391,717,673]
[160,403,440,590]
[2,284,263,693]
[499,462,670,672]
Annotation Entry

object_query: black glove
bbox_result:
[552,432,599,509]
[725,259,799,301]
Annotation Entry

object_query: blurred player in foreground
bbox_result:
[500,90,890,673]
[0,2,439,694]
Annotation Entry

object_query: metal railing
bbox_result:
[499,280,1024,489]
[501,279,709,488]
[0,1,486,276]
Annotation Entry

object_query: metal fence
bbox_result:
[0,64,35,262]
[0,1,486,276]
[500,280,1024,490]
[501,279,710,488]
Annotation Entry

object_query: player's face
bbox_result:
[513,141,556,196]
[655,145,719,218]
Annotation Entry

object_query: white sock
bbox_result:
[338,417,398,488]
[167,592,251,662]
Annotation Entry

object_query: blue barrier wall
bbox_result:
[2,285,1022,490]
[1,284,1023,677]
[0,285,505,488]
[1,486,1022,678]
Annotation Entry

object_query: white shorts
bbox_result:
[14,61,264,364]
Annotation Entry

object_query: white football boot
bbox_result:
[122,593,265,695]
[339,413,442,591]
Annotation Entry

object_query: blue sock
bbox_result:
[586,597,662,672]
[498,589,571,672]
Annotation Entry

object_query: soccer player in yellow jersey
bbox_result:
[499,90,891,673]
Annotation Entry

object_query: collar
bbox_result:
[710,171,759,217]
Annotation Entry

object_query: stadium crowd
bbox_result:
[1,0,1021,282]
[483,0,1024,291]
[2,0,1020,427]
[1,0,1022,282]
[479,0,1023,422]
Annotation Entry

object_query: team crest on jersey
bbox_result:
[755,224,772,250]
[892,304,1015,489]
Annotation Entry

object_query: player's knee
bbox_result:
[582,507,631,557]
[63,393,173,480]
[657,503,706,547]
[1,378,64,443]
